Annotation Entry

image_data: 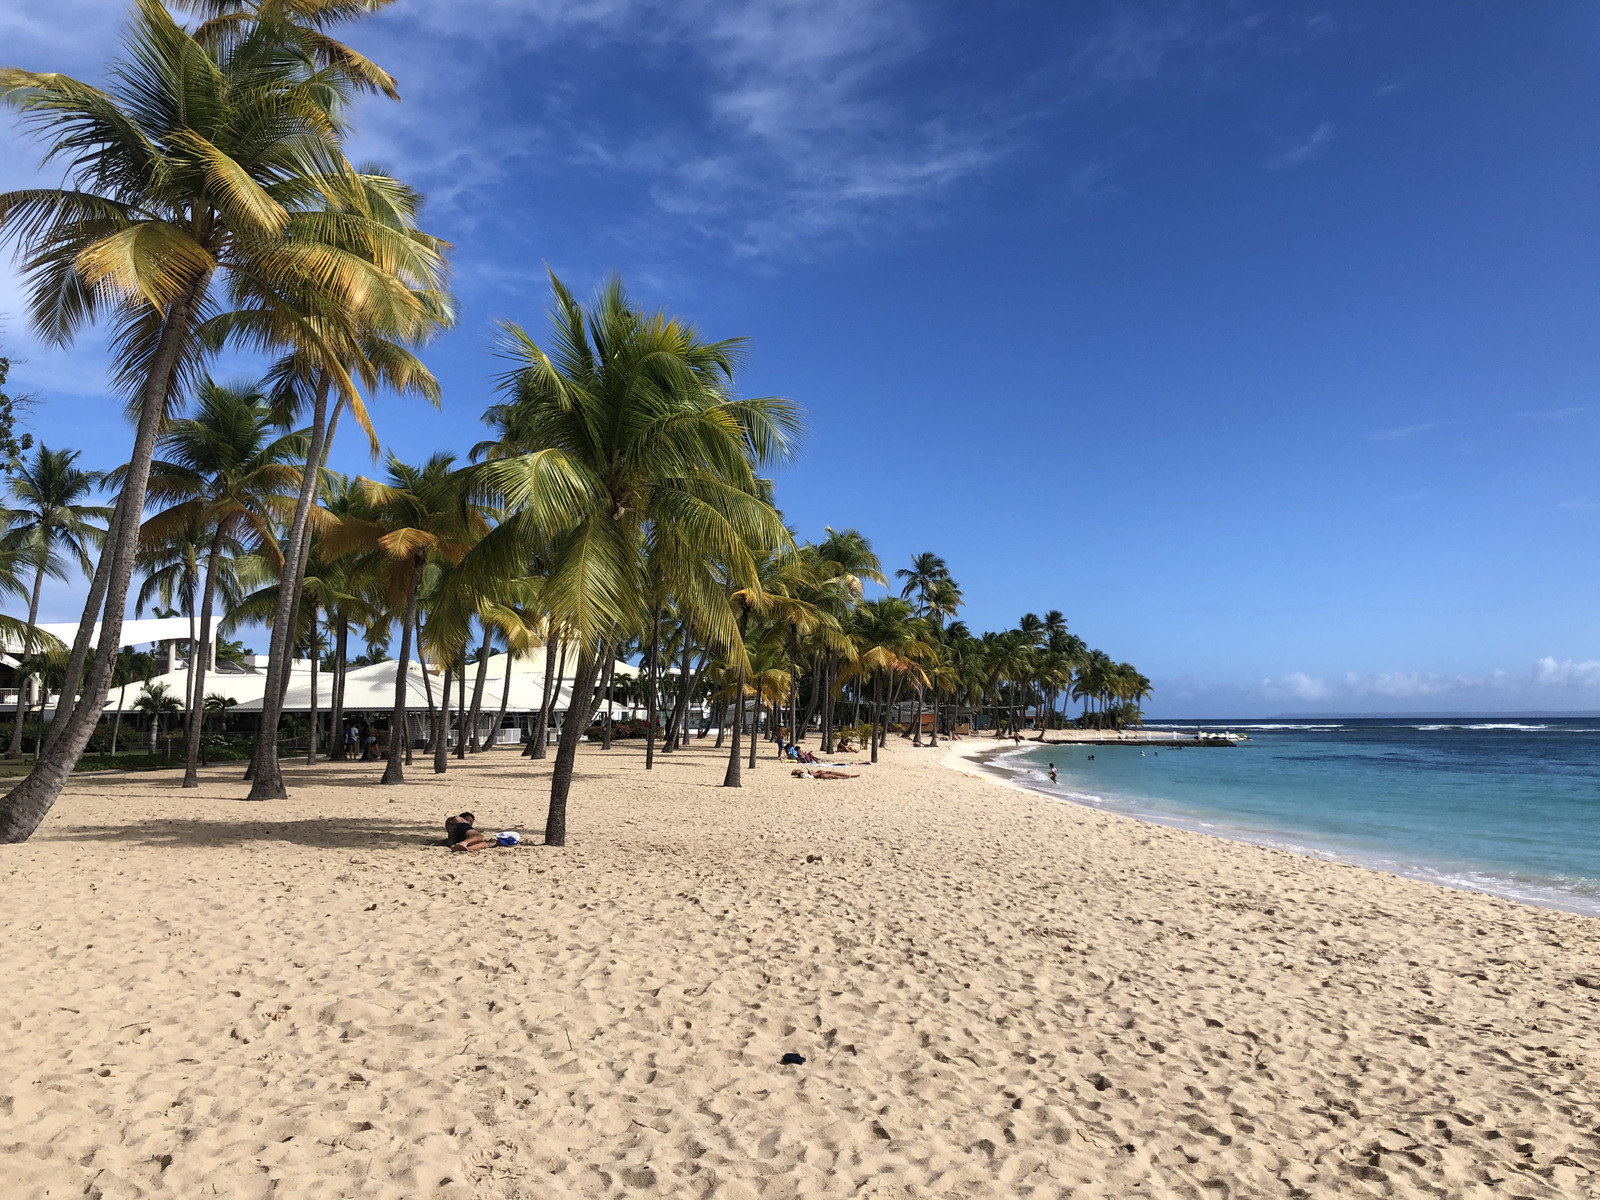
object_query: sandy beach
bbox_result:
[2,737,1596,1199]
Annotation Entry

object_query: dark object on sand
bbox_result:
[780,1052,806,1065]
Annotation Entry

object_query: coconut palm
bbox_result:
[468,273,799,844]
[2,445,108,758]
[896,552,950,613]
[0,0,428,839]
[132,680,182,754]
[231,164,452,801]
[134,378,303,784]
[321,453,481,784]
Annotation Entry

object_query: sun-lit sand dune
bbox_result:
[2,739,1596,1199]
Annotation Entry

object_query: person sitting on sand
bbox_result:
[835,734,855,753]
[445,812,492,852]
[792,768,858,780]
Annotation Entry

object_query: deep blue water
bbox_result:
[987,718,1600,916]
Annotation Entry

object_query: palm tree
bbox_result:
[233,164,452,802]
[896,552,950,612]
[2,445,108,758]
[136,379,303,785]
[470,272,799,842]
[102,648,157,755]
[0,0,423,840]
[322,454,481,784]
[132,680,182,754]
[812,527,883,753]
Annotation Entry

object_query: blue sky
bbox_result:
[2,0,1597,715]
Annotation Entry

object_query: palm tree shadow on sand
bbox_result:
[42,816,549,850]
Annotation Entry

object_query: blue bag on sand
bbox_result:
[497,831,520,846]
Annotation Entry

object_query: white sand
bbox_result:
[1,737,1596,1199]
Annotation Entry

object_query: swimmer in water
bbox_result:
[1048,763,1057,783]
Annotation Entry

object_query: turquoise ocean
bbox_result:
[983,718,1600,916]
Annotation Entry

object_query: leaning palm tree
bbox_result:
[2,445,108,758]
[0,1,420,840]
[468,272,800,844]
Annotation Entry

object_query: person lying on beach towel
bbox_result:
[792,768,859,780]
[445,812,491,852]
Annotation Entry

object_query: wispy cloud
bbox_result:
[1265,121,1336,170]
[1557,498,1600,511]
[1366,421,1443,441]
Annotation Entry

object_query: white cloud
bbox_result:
[1533,657,1600,687]
[1261,671,1331,701]
[1265,121,1336,170]
[1164,657,1600,716]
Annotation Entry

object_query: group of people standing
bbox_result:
[339,720,385,761]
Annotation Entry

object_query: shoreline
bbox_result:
[3,739,1597,1197]
[947,731,1600,920]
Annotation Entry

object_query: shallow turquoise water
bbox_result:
[989,718,1600,915]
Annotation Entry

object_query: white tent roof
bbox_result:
[110,650,636,715]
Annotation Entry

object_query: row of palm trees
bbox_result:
[0,1,1152,846]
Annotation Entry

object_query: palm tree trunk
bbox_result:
[307,617,320,764]
[747,679,758,771]
[664,618,694,753]
[723,606,750,785]
[911,684,924,746]
[433,659,454,773]
[525,627,551,756]
[466,624,492,752]
[181,534,225,790]
[329,616,348,760]
[111,683,126,756]
[645,600,661,770]
[600,644,616,750]
[40,500,120,757]
[182,602,198,759]
[382,556,424,785]
[544,639,601,847]
[821,651,835,754]
[530,632,562,759]
[454,650,467,760]
[870,672,882,764]
[723,666,746,787]
[493,643,515,747]
[246,374,332,801]
[1,273,211,841]
[682,645,710,746]
[416,611,435,751]
[467,630,489,752]
[7,561,47,759]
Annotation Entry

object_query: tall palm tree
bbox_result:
[896,551,950,613]
[232,164,452,802]
[322,453,481,784]
[470,272,799,843]
[2,445,108,758]
[0,0,420,840]
[137,379,302,785]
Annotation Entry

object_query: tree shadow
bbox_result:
[42,816,548,850]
